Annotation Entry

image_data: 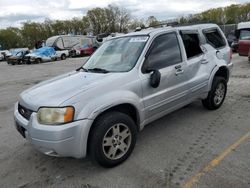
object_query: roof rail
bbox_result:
[172,21,213,27]
[134,23,172,32]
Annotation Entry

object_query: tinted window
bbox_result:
[239,30,250,40]
[204,29,226,49]
[145,33,182,70]
[181,33,203,59]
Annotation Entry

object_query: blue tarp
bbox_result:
[32,47,55,57]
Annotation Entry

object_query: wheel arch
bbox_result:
[86,103,140,155]
[208,65,229,91]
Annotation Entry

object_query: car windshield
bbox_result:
[239,30,250,40]
[83,36,148,72]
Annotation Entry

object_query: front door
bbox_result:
[140,32,189,123]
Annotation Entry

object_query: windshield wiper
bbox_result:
[76,67,88,72]
[87,68,110,73]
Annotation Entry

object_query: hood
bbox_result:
[20,71,113,111]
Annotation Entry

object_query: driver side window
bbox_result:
[145,33,182,70]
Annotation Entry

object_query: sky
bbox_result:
[0,0,249,29]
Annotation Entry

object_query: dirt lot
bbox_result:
[0,55,250,188]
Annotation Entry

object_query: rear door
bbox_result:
[180,31,211,98]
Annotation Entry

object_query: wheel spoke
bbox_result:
[119,142,128,153]
[108,146,117,158]
[112,125,120,135]
[103,137,113,146]
[120,129,130,140]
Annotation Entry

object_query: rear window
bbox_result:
[181,33,203,59]
[204,29,226,49]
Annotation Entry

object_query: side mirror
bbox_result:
[148,69,161,88]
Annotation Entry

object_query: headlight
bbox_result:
[37,107,74,125]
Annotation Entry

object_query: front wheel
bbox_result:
[35,58,42,64]
[89,111,137,167]
[202,77,227,110]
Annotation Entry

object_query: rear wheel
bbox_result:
[89,111,137,167]
[202,77,227,110]
[61,54,66,60]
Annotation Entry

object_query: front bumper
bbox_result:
[14,103,93,158]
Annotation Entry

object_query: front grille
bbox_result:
[18,103,33,120]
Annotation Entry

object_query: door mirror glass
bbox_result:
[150,69,161,88]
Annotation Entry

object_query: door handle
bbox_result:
[175,69,184,75]
[200,59,209,64]
[175,65,182,69]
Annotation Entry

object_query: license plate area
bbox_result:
[15,122,26,138]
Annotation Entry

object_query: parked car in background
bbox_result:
[0,50,12,60]
[25,47,57,64]
[0,53,4,61]
[25,47,69,64]
[55,49,69,60]
[231,40,239,52]
[248,49,250,62]
[70,36,98,57]
[7,49,30,65]
[227,33,237,46]
[236,21,250,56]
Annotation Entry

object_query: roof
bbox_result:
[124,23,219,37]
[237,22,250,30]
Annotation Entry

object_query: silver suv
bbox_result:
[14,24,233,167]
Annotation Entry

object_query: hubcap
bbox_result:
[102,123,132,160]
[214,83,225,105]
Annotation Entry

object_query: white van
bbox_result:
[46,35,89,50]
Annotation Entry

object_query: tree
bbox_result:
[0,27,22,49]
[146,16,159,27]
[128,18,145,30]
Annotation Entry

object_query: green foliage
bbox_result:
[0,4,131,49]
[0,27,22,49]
[1,3,249,49]
[146,16,160,27]
[180,3,250,25]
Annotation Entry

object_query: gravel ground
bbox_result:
[0,55,249,188]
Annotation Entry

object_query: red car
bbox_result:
[236,22,250,56]
[79,43,96,56]
[248,49,250,62]
[70,37,98,57]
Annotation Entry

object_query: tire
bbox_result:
[35,58,41,64]
[89,111,137,167]
[18,60,23,65]
[61,54,66,60]
[202,76,227,110]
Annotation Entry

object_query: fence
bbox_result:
[219,24,237,36]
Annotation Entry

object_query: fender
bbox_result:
[76,90,145,129]
[207,65,229,92]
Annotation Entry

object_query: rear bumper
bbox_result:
[14,103,93,158]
